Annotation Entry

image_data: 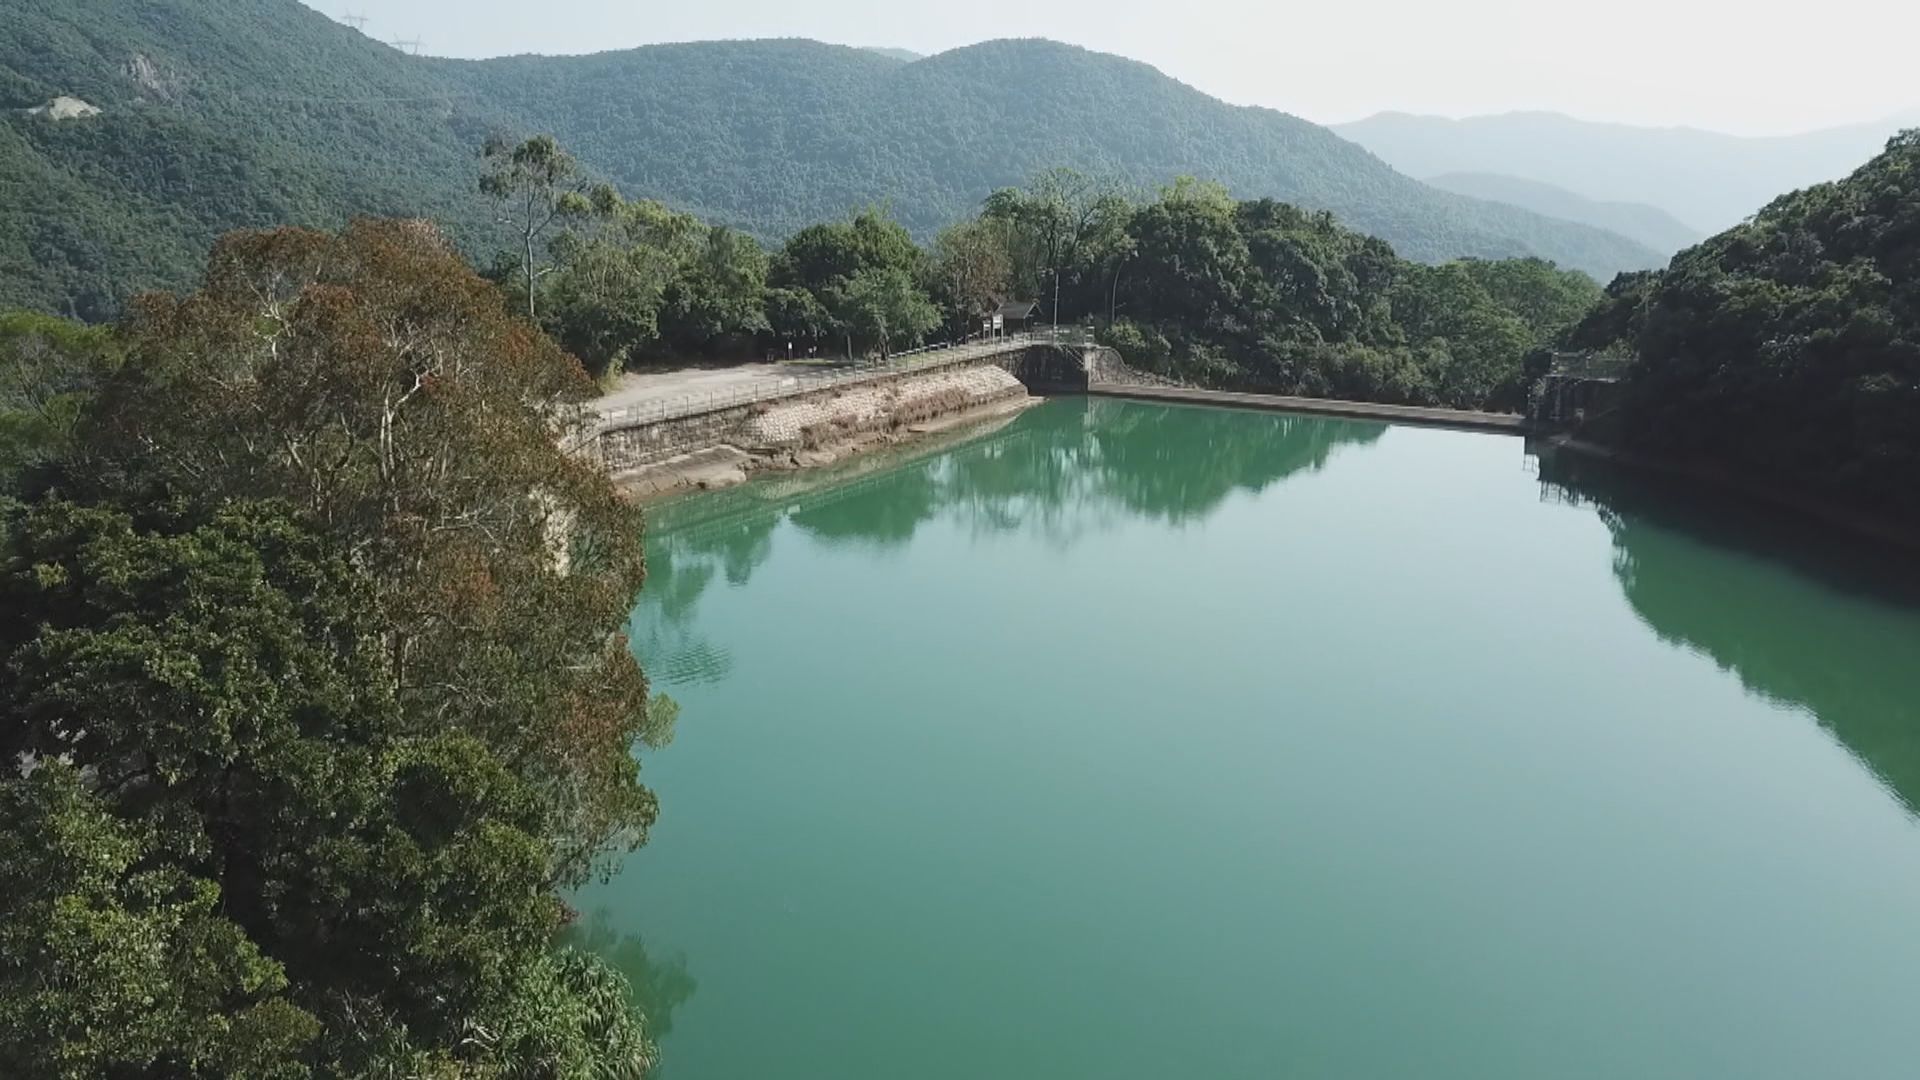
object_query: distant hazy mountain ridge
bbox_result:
[1422,172,1703,256]
[1336,110,1918,234]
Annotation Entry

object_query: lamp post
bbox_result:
[1051,266,1061,342]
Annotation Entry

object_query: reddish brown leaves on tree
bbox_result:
[85,218,656,888]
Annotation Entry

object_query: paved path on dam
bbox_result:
[1086,383,1531,434]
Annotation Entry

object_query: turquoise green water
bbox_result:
[579,398,1920,1079]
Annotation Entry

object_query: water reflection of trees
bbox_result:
[1079,399,1385,525]
[1537,450,1920,814]
[741,398,1379,549]
[788,460,942,547]
[632,400,1384,684]
[627,505,783,687]
[563,909,699,1051]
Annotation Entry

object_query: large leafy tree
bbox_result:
[482,134,593,319]
[543,190,770,374]
[0,311,118,495]
[834,266,942,359]
[1389,263,1537,408]
[0,499,655,1076]
[78,219,662,889]
[773,209,925,297]
[982,169,1133,306]
[542,192,698,375]
[1453,257,1603,340]
[930,220,1013,334]
[0,762,317,1080]
[1120,179,1252,341]
[773,210,936,356]
[658,225,771,353]
[1233,199,1400,348]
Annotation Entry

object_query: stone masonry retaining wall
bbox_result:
[1085,346,1176,387]
[592,358,1038,474]
[586,345,1160,477]
[594,405,757,473]
[743,366,1025,449]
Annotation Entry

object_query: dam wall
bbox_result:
[588,345,1084,475]
[584,339,1535,489]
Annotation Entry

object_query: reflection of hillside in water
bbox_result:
[1537,450,1920,815]
[630,400,1384,687]
[787,398,1385,547]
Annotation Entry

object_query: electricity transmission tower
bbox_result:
[390,38,425,55]
[341,10,369,30]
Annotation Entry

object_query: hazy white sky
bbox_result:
[308,0,1919,135]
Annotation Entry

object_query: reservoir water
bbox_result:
[577,397,1920,1079]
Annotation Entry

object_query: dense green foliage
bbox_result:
[1559,132,1920,522]
[0,311,117,492]
[974,178,1604,409]
[528,160,1598,408]
[0,221,678,1075]
[768,211,939,360]
[0,0,1659,318]
[537,198,947,375]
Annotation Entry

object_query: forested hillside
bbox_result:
[0,0,1659,318]
[1560,132,1920,522]
[457,38,1661,279]
[1338,110,1917,234]
[1423,172,1702,255]
[0,0,511,317]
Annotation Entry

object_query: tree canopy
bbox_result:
[510,151,1605,410]
[1084,183,1602,409]
[0,220,674,1075]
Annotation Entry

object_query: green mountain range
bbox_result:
[454,38,1662,276]
[0,0,1663,319]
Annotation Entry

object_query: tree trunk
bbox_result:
[524,229,537,320]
